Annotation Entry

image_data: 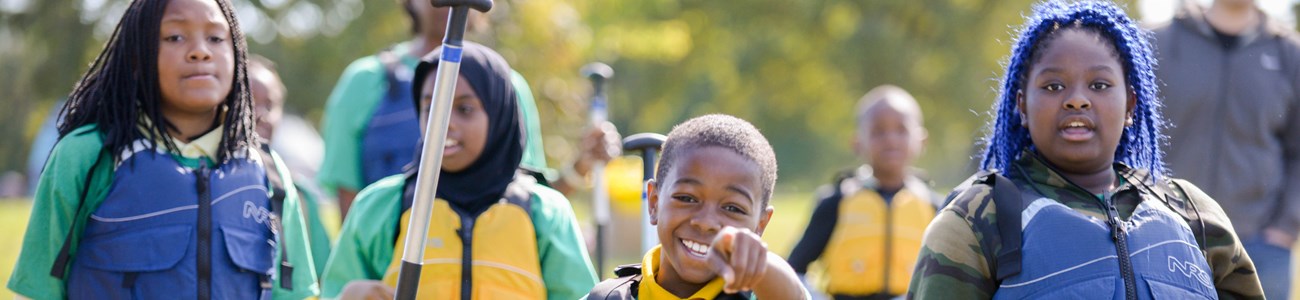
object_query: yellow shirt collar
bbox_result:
[175,125,224,160]
[138,118,225,160]
[638,245,727,300]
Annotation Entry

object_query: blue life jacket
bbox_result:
[991,191,1217,299]
[65,148,279,300]
[360,50,420,186]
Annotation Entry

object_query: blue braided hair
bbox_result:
[980,0,1168,179]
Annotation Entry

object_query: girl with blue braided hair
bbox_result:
[908,1,1263,299]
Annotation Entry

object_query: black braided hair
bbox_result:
[58,0,256,164]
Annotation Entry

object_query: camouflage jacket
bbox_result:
[907,153,1263,299]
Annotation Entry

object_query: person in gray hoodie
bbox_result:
[1152,0,1300,298]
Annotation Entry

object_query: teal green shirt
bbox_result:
[318,42,549,192]
[7,125,321,299]
[294,181,333,279]
[320,174,598,299]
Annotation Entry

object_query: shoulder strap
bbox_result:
[987,172,1024,282]
[258,143,287,212]
[255,143,294,290]
[586,264,643,300]
[502,174,535,215]
[400,167,418,214]
[50,149,106,278]
[1155,179,1208,252]
[963,171,1025,282]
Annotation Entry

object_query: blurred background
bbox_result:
[0,0,1298,298]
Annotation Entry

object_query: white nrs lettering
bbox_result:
[243,201,272,224]
[1167,256,1213,289]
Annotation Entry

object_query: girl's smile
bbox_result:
[443,138,462,156]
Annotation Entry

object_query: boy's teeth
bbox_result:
[1067,121,1085,128]
[447,139,460,146]
[682,239,709,256]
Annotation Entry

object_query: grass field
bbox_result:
[0,199,31,299]
[3,193,1298,298]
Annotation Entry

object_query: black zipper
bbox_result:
[1100,194,1137,300]
[458,215,475,300]
[196,162,212,300]
[1015,158,1136,300]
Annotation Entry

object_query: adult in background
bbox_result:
[1152,0,1300,298]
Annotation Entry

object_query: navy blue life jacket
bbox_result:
[360,49,420,186]
[991,196,1217,299]
[967,171,1218,300]
[63,147,283,300]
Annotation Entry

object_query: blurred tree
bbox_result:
[1,0,1142,191]
[495,0,1125,188]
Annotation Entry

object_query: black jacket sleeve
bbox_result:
[786,184,843,274]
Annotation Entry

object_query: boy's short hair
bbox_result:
[655,114,778,206]
[856,84,923,127]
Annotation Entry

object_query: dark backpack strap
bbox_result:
[255,143,294,290]
[958,171,1025,282]
[50,149,106,278]
[1155,179,1208,252]
[987,172,1024,281]
[586,264,643,300]
[502,174,535,214]
[400,167,418,214]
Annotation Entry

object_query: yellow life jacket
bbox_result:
[381,182,546,299]
[820,178,937,296]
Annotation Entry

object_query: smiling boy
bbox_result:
[586,114,808,300]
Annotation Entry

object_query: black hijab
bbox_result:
[410,42,524,210]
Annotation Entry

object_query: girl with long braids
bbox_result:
[8,0,319,298]
[909,1,1263,299]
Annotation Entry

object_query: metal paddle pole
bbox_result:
[394,1,492,299]
[581,62,614,277]
[622,133,666,254]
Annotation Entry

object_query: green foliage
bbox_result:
[1,0,1153,190]
[499,0,1054,187]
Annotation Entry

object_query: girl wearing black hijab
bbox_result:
[321,42,599,300]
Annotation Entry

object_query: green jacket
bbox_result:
[8,125,321,299]
[908,152,1263,299]
[294,181,333,279]
[319,174,597,299]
